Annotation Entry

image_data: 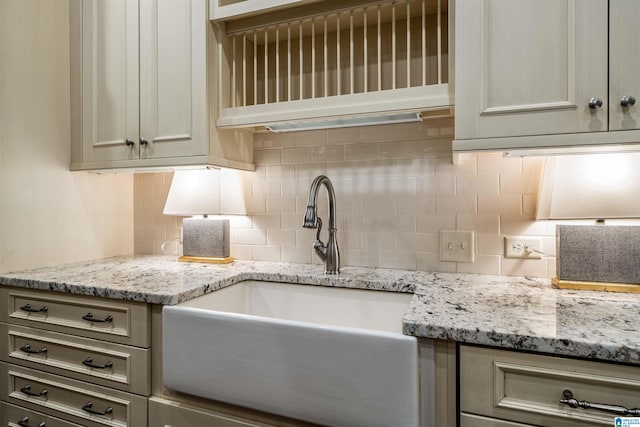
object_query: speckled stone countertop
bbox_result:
[1,255,640,365]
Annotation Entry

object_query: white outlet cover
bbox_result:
[440,230,475,263]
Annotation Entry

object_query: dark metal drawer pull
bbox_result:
[20,304,48,313]
[20,344,48,354]
[82,313,113,323]
[560,389,640,416]
[18,417,46,427]
[82,357,113,369]
[82,401,113,416]
[20,384,48,397]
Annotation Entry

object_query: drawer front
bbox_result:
[0,288,150,347]
[0,362,147,427]
[0,324,150,395]
[460,345,640,427]
[1,401,84,427]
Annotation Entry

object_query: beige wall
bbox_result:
[134,117,599,278]
[0,0,133,273]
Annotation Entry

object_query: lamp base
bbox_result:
[552,276,640,294]
[178,255,234,264]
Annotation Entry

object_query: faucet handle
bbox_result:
[313,217,328,261]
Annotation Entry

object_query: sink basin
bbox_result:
[163,280,423,427]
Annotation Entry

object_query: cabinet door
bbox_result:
[455,0,608,140]
[139,0,208,160]
[609,0,640,131]
[81,0,140,162]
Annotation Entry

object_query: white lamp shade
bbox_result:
[163,169,221,216]
[536,153,640,220]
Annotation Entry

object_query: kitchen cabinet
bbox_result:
[0,287,151,426]
[214,0,453,129]
[210,0,322,21]
[70,0,254,171]
[459,345,640,427]
[453,0,640,153]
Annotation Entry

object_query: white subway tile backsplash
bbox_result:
[282,148,311,164]
[134,118,557,278]
[477,195,521,215]
[311,145,345,163]
[238,229,267,245]
[456,174,500,195]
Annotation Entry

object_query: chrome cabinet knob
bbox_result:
[140,138,148,146]
[621,95,636,108]
[588,97,604,109]
[125,139,135,147]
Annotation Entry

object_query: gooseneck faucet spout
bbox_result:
[303,175,340,274]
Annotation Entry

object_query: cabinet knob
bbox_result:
[621,95,636,108]
[125,139,135,147]
[140,138,148,146]
[588,97,604,110]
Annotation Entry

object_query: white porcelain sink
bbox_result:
[163,280,423,427]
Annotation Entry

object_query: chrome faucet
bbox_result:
[303,175,340,274]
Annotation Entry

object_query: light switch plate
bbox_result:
[440,230,475,263]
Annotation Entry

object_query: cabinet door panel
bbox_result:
[609,0,640,131]
[82,0,139,162]
[455,0,608,140]
[139,0,208,159]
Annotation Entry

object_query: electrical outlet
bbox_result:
[504,236,543,259]
[440,230,475,263]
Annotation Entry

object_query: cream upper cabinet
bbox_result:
[609,0,640,131]
[70,0,254,171]
[453,0,640,153]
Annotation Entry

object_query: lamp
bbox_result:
[537,153,640,291]
[164,168,247,264]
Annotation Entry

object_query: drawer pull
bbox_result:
[18,417,46,427]
[82,313,113,323]
[20,344,48,354]
[20,304,48,313]
[560,389,640,416]
[20,384,48,397]
[82,357,113,369]
[82,401,113,416]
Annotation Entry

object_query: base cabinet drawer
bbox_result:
[0,324,150,395]
[0,362,147,427]
[1,401,84,427]
[0,288,150,347]
[460,345,640,427]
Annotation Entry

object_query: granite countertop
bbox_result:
[1,255,639,365]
